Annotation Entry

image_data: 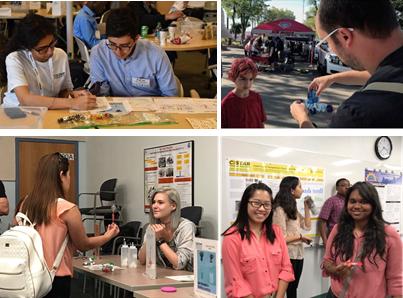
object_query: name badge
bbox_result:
[54,72,65,79]
[132,77,150,88]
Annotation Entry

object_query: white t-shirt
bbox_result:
[3,48,74,107]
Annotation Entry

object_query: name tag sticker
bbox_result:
[132,77,150,88]
[54,72,65,79]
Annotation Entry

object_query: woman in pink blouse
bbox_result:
[272,176,312,298]
[222,182,294,298]
[322,182,402,298]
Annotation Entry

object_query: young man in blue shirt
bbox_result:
[73,2,107,49]
[89,8,178,97]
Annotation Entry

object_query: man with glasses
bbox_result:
[290,0,403,128]
[89,8,177,97]
[318,178,350,248]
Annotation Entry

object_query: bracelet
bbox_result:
[156,239,166,247]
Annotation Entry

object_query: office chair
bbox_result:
[110,221,143,254]
[175,75,184,97]
[79,178,120,232]
[180,206,203,236]
[74,37,91,86]
[100,9,112,24]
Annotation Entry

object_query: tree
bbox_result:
[391,0,403,27]
[262,7,295,22]
[222,0,268,41]
[304,0,319,32]
[230,23,242,40]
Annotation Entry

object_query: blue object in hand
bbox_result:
[305,90,333,114]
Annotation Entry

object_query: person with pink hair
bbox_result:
[221,58,267,128]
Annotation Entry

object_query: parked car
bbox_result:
[317,42,351,75]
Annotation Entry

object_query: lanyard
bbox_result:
[27,51,54,96]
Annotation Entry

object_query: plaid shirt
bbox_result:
[318,194,345,233]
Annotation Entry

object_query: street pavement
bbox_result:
[221,46,360,128]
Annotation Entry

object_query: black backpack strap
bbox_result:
[363,82,403,94]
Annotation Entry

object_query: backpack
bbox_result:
[0,212,68,298]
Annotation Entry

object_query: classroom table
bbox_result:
[134,286,196,298]
[73,255,194,295]
[42,97,217,129]
[146,36,217,52]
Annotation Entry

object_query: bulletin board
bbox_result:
[365,168,402,232]
[226,159,326,241]
[144,141,194,212]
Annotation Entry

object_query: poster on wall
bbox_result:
[365,168,402,232]
[226,159,326,243]
[144,141,194,212]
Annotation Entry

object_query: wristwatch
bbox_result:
[156,239,166,247]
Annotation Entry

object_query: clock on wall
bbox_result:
[375,136,392,160]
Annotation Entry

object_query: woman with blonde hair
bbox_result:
[138,186,195,271]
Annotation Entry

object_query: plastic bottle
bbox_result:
[120,239,128,267]
[155,22,162,39]
[128,244,138,268]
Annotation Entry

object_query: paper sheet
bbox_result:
[122,97,158,112]
[106,99,133,114]
[153,98,217,114]
[165,275,194,282]
[70,97,111,113]
[186,117,216,129]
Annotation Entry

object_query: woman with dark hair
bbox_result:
[138,186,195,271]
[0,13,96,109]
[272,176,312,298]
[15,152,119,298]
[222,182,294,298]
[322,182,402,298]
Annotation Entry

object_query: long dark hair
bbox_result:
[332,182,388,269]
[21,152,69,225]
[0,13,55,84]
[222,182,276,244]
[273,176,299,220]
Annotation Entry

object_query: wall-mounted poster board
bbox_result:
[365,168,402,232]
[225,159,325,243]
[144,141,194,212]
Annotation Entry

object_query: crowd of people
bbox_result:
[222,178,403,298]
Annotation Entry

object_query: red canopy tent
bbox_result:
[251,19,315,39]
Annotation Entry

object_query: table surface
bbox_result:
[43,97,217,129]
[146,36,216,52]
[73,255,194,293]
[134,286,196,298]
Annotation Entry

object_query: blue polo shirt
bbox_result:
[89,39,178,97]
[73,5,100,49]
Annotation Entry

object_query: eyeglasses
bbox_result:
[106,41,135,52]
[33,39,57,55]
[248,200,272,210]
[316,27,354,49]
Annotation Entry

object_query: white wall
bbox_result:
[221,136,403,298]
[83,136,218,240]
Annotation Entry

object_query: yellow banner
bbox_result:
[229,160,324,182]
